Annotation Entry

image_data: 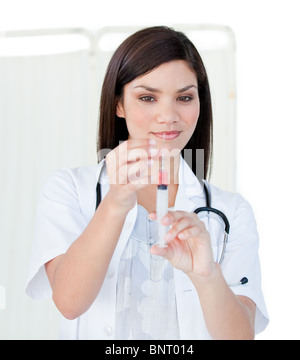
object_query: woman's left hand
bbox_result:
[149,210,216,277]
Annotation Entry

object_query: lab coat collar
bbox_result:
[97,156,206,215]
[174,156,206,212]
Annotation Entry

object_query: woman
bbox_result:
[26,26,268,340]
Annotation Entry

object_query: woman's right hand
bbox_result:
[46,138,159,320]
[105,138,159,212]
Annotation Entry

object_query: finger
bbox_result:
[127,160,153,185]
[115,137,156,181]
[148,212,156,220]
[118,139,147,166]
[164,216,192,242]
[108,139,155,168]
[108,139,159,187]
[150,243,174,261]
[177,225,203,240]
[127,147,150,163]
[122,144,160,175]
[161,210,198,226]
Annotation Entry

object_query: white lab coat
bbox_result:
[26,157,269,339]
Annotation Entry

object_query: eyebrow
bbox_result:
[132,85,198,93]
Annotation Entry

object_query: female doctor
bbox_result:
[26,26,268,340]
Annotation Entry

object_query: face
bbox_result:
[116,60,200,151]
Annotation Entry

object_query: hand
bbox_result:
[149,210,216,277]
[105,139,159,211]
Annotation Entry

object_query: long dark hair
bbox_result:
[97,26,213,179]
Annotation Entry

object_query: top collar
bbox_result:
[97,155,206,205]
[178,155,205,198]
[174,156,206,212]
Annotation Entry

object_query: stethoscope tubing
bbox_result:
[95,163,230,264]
[95,163,247,286]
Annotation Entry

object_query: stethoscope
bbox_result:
[95,163,248,287]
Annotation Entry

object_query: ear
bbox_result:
[116,98,125,118]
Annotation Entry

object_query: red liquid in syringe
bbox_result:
[158,169,168,186]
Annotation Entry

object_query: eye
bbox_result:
[177,95,193,102]
[139,96,155,102]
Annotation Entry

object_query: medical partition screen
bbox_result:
[0,29,93,340]
[0,25,236,339]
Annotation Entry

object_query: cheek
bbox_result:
[184,104,200,129]
[125,110,151,138]
[179,105,200,146]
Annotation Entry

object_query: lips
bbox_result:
[153,131,181,140]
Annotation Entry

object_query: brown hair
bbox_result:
[97,26,213,179]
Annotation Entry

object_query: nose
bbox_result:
[155,101,179,125]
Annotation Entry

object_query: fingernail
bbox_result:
[149,148,159,156]
[149,139,156,146]
[162,216,170,224]
[148,212,156,220]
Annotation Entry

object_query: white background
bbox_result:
[1,0,300,340]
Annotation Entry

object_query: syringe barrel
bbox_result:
[156,186,169,247]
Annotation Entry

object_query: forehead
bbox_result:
[128,60,198,90]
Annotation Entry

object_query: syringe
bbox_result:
[155,138,169,247]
